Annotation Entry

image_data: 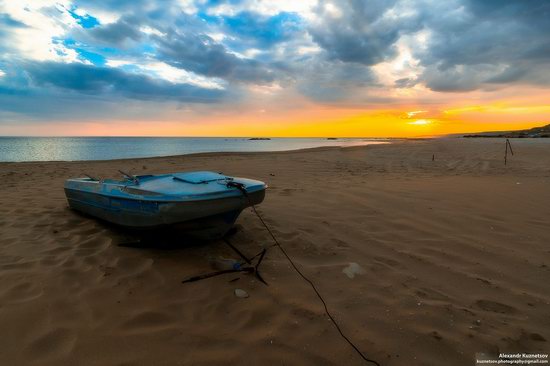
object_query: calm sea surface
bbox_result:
[0,137,388,162]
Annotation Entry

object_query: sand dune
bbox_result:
[0,138,548,365]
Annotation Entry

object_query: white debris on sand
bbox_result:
[342,262,365,279]
[234,288,249,298]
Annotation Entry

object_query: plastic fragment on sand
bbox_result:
[234,288,249,298]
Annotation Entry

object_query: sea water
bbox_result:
[0,137,388,162]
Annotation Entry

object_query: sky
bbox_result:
[0,0,549,137]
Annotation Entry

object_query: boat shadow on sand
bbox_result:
[67,207,245,250]
[65,206,271,286]
[116,225,244,250]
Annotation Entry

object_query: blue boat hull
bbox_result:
[64,171,266,240]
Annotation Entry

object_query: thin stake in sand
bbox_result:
[504,138,514,165]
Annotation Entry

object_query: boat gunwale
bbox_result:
[63,184,267,203]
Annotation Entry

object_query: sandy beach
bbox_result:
[0,137,548,366]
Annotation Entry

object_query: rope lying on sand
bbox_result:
[227,181,381,366]
[182,181,381,365]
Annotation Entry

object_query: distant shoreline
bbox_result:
[462,123,549,138]
[463,134,549,138]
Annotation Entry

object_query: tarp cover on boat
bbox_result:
[172,171,228,184]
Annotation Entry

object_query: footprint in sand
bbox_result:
[120,311,174,334]
[414,287,449,302]
[279,188,299,196]
[2,281,43,304]
[373,256,400,268]
[27,328,77,358]
[529,333,546,342]
[1,260,37,271]
[331,238,349,248]
[115,257,154,276]
[475,299,518,314]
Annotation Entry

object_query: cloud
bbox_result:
[394,77,417,88]
[0,2,83,62]
[0,13,26,28]
[0,14,26,54]
[296,60,377,102]
[86,16,143,45]
[203,0,317,18]
[2,0,550,125]
[71,0,156,14]
[1,61,226,103]
[106,59,226,89]
[153,29,277,83]
[413,0,550,91]
[308,0,422,65]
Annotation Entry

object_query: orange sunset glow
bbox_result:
[2,100,548,137]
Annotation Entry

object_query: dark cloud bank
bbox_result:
[1,0,550,119]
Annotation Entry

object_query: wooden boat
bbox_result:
[64,171,266,240]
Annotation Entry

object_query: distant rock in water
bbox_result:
[463,124,550,138]
[327,137,338,140]
[248,137,271,140]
